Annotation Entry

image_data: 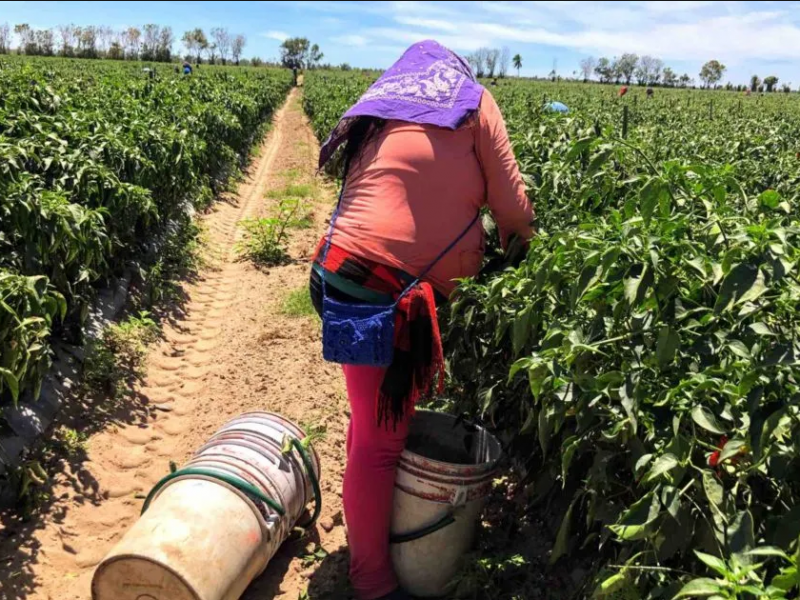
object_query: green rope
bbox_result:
[287,437,323,528]
[389,512,456,544]
[141,467,286,516]
[141,437,322,531]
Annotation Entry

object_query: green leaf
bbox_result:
[656,326,681,368]
[0,368,20,404]
[702,470,723,508]
[674,578,723,598]
[728,340,751,359]
[609,492,660,541]
[561,436,579,483]
[714,264,761,314]
[550,494,579,564]
[512,305,533,356]
[718,439,746,464]
[749,322,773,336]
[624,265,649,306]
[694,551,728,577]
[645,453,679,483]
[729,509,755,554]
[746,547,790,561]
[691,405,726,435]
[640,178,661,224]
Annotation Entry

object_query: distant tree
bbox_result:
[251,56,264,67]
[662,67,677,87]
[764,75,779,92]
[485,48,500,78]
[467,49,486,78]
[97,26,112,56]
[280,37,309,69]
[594,57,614,83]
[56,24,75,56]
[615,53,638,85]
[579,56,596,82]
[14,24,35,54]
[679,73,692,88]
[499,46,510,78]
[781,83,791,93]
[512,53,522,77]
[211,27,230,64]
[35,28,55,56]
[231,34,246,65]
[0,23,10,54]
[124,27,141,60]
[699,60,725,88]
[309,43,324,69]
[473,48,488,78]
[182,28,207,63]
[108,39,124,60]
[339,62,352,71]
[157,26,173,62]
[750,75,761,92]
[77,26,98,58]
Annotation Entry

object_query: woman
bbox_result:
[310,40,533,600]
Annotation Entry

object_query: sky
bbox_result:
[2,0,800,85]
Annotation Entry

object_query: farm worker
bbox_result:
[646,87,654,98]
[309,40,533,600]
[619,85,628,97]
[546,101,569,113]
[182,61,192,75]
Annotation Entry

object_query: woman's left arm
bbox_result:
[474,89,535,248]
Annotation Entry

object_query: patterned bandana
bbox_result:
[318,39,484,168]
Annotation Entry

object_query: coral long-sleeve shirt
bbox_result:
[326,89,534,296]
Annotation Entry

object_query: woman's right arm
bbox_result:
[474,89,535,247]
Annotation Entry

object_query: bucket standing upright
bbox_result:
[92,412,320,600]
[390,410,502,598]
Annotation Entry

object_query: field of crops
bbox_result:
[304,71,800,598]
[0,57,291,406]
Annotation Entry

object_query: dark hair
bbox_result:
[342,116,386,176]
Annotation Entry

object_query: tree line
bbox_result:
[0,22,248,65]
[577,54,789,92]
[465,47,513,78]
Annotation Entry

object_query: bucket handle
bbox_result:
[389,511,457,544]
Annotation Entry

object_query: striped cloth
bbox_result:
[310,240,445,427]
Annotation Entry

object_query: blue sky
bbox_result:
[3,1,800,85]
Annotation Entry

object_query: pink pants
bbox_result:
[342,364,411,600]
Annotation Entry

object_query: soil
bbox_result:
[0,89,355,600]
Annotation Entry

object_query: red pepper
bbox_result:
[707,435,728,468]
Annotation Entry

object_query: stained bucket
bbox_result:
[92,412,320,600]
[390,410,502,598]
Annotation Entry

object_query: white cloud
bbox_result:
[394,17,460,32]
[263,30,289,42]
[332,34,370,47]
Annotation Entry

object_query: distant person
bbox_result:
[309,39,533,600]
[182,62,192,75]
[646,87,654,98]
[546,101,569,113]
[293,66,298,86]
[619,85,629,97]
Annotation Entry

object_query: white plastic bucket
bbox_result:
[92,413,320,600]
[390,410,502,598]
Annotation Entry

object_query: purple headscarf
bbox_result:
[318,40,484,168]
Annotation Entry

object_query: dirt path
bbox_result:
[0,89,354,600]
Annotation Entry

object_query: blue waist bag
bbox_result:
[319,177,478,367]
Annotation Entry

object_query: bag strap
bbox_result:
[319,165,480,305]
[393,210,480,305]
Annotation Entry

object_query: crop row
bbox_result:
[0,57,292,405]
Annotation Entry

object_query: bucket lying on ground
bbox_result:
[391,410,502,598]
[92,412,320,600]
